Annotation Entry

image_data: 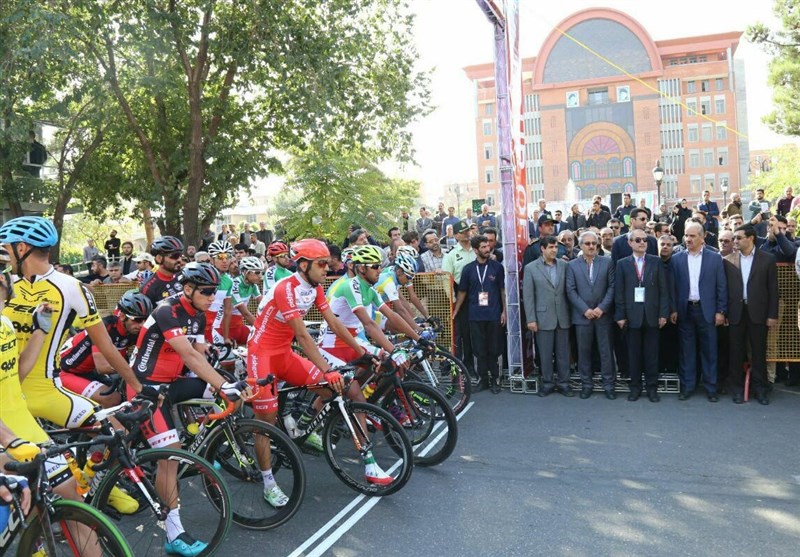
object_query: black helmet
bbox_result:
[150,236,184,255]
[117,290,154,319]
[179,262,220,286]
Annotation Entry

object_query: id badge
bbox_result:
[479,292,489,306]
[634,287,645,303]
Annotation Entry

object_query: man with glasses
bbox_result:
[566,231,616,399]
[587,200,611,229]
[125,252,156,282]
[611,208,657,262]
[139,235,185,304]
[608,219,623,237]
[718,230,735,257]
[228,257,263,343]
[263,241,293,294]
[614,229,669,402]
[600,227,614,255]
[205,241,235,344]
[420,229,445,271]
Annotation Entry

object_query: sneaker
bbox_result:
[107,486,139,514]
[164,533,208,557]
[364,465,393,486]
[263,484,289,508]
[303,431,323,453]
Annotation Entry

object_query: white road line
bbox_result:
[290,400,476,556]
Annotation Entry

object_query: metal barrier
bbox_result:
[92,282,140,316]
[767,263,800,362]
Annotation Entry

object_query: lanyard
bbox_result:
[476,263,488,292]
[635,257,645,285]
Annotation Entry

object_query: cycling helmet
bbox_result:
[350,245,383,265]
[0,216,58,247]
[150,236,184,255]
[207,240,234,257]
[396,245,417,258]
[291,239,330,261]
[267,241,289,257]
[179,262,221,286]
[239,256,264,273]
[341,247,355,265]
[117,290,154,319]
[394,252,417,277]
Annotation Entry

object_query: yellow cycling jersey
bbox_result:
[0,316,49,444]
[2,267,101,382]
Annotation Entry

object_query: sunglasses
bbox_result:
[631,238,647,243]
[364,264,381,270]
[197,286,217,296]
[214,253,231,261]
[582,242,598,246]
[124,314,147,323]
[250,270,264,275]
[313,260,330,268]
[165,252,183,260]
[275,254,289,259]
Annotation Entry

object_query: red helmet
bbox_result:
[291,239,330,261]
[267,241,289,257]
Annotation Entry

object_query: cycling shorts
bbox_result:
[126,378,213,449]
[59,372,107,400]
[22,378,96,429]
[247,350,323,413]
[204,315,250,346]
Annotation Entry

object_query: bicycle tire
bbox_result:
[16,499,133,557]
[322,401,413,497]
[383,381,458,467]
[91,447,231,557]
[408,348,471,415]
[202,418,306,530]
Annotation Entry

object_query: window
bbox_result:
[715,97,726,114]
[570,161,582,180]
[715,78,724,91]
[716,122,728,141]
[701,124,713,142]
[701,80,710,92]
[584,160,596,179]
[483,144,493,160]
[485,167,494,184]
[700,99,711,115]
[690,175,702,194]
[587,87,609,106]
[689,150,700,168]
[686,98,697,116]
[484,103,494,116]
[717,147,728,166]
[686,81,696,94]
[482,120,492,136]
[703,149,714,167]
[608,157,621,178]
[705,174,716,191]
[687,124,699,142]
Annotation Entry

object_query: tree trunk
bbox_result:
[182,80,204,249]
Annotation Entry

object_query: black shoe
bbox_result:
[604,390,617,400]
[579,388,592,399]
[538,387,553,397]
[558,387,575,398]
[647,391,660,403]
[490,379,501,394]
[707,393,719,403]
[732,393,744,404]
[474,379,489,393]
[678,391,692,401]
[627,391,640,402]
[758,395,769,405]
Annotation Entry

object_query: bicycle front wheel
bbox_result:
[92,447,231,557]
[202,418,306,530]
[322,401,413,497]
[408,348,471,415]
[16,499,133,557]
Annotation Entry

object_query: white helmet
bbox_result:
[394,252,417,277]
[239,256,264,273]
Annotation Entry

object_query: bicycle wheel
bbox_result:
[91,448,231,557]
[202,418,306,530]
[383,381,458,467]
[16,499,133,557]
[322,401,413,497]
[408,348,471,415]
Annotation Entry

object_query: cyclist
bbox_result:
[59,291,153,408]
[248,239,395,505]
[373,250,425,332]
[263,241,293,293]
[139,235,185,304]
[204,240,235,344]
[228,256,263,342]
[393,245,431,320]
[126,261,249,557]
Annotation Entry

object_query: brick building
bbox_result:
[464,8,749,210]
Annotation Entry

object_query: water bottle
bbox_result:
[361,382,377,399]
[83,452,104,486]
[64,451,90,495]
[282,414,300,439]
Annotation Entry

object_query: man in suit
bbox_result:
[523,236,573,397]
[670,221,728,401]
[724,225,779,404]
[565,204,587,232]
[615,229,670,402]
[566,231,616,399]
[657,235,679,374]
[611,208,658,262]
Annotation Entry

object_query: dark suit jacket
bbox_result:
[723,250,779,325]
[566,255,615,325]
[610,233,658,262]
[566,213,587,231]
[614,254,669,328]
[670,248,727,324]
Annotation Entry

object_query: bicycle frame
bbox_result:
[176,398,254,471]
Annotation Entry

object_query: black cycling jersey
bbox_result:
[59,314,135,375]
[139,269,182,305]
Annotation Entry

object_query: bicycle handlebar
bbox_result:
[3,434,117,475]
[207,375,273,420]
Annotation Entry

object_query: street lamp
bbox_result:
[720,178,729,209]
[652,161,665,207]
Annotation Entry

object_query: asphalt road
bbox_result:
[227,383,800,557]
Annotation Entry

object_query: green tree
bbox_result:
[276,146,419,241]
[748,1,800,136]
[58,0,430,247]
[747,144,800,202]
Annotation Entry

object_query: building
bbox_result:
[464,7,749,210]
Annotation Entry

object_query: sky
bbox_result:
[400,0,785,204]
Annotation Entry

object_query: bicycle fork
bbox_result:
[334,398,371,456]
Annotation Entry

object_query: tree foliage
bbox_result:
[277,146,419,242]
[747,144,800,202]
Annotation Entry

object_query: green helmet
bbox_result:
[350,245,384,265]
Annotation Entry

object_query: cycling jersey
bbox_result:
[139,269,181,305]
[208,273,233,327]
[230,276,260,316]
[60,314,134,375]
[320,275,387,349]
[373,267,402,305]
[263,265,292,293]
[130,296,206,383]
[249,273,329,356]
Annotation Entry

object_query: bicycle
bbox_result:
[171,373,306,530]
[44,399,233,557]
[276,356,414,496]
[358,343,458,467]
[1,439,133,557]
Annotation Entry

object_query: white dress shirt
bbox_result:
[739,250,754,302]
[687,249,703,301]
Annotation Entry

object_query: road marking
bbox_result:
[290,401,475,556]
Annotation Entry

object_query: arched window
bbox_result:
[571,161,582,180]
[623,157,634,177]
[609,182,623,194]
[608,157,621,178]
[597,184,609,196]
[584,160,595,179]
[584,184,596,198]
[624,182,636,193]
[575,186,584,200]
[596,159,608,179]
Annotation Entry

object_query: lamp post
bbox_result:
[720,178,729,210]
[652,161,665,208]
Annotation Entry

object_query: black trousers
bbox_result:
[469,320,503,382]
[728,306,768,397]
[454,305,475,375]
[627,325,660,393]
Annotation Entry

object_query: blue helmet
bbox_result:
[0,217,59,247]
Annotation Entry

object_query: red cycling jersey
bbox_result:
[59,314,133,375]
[139,269,182,306]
